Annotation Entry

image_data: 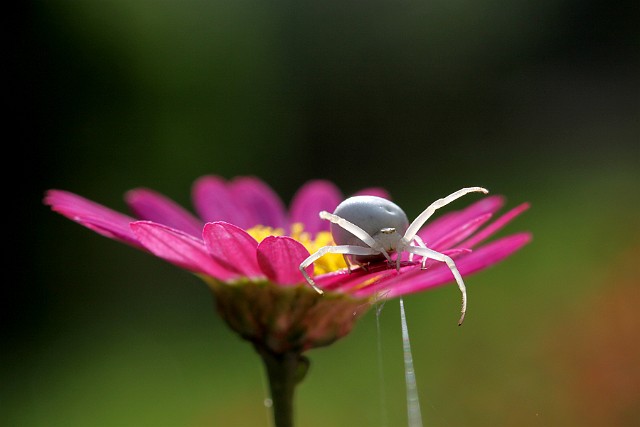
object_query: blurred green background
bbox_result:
[8,0,639,426]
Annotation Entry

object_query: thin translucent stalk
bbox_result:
[376,301,389,427]
[400,298,423,427]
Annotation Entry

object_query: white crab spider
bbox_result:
[299,187,488,325]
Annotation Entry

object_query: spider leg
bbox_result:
[299,245,382,294]
[394,235,427,271]
[342,254,372,273]
[403,245,468,326]
[410,235,428,268]
[403,187,488,242]
[342,254,353,273]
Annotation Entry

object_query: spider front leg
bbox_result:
[410,235,428,268]
[404,245,468,326]
[299,245,382,294]
[394,236,427,271]
[403,187,488,242]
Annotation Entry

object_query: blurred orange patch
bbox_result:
[547,246,640,426]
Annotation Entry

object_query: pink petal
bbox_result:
[73,216,146,249]
[415,248,473,270]
[366,232,532,298]
[289,180,343,234]
[203,222,264,278]
[429,213,492,251]
[460,202,530,248]
[192,175,254,227]
[318,265,402,293]
[353,187,391,200]
[323,248,470,293]
[256,236,313,285]
[230,177,287,229]
[419,195,505,245]
[126,189,204,237]
[130,221,237,280]
[44,190,141,248]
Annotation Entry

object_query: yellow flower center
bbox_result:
[247,223,347,275]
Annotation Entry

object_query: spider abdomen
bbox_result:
[331,196,409,264]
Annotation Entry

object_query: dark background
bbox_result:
[7,1,639,426]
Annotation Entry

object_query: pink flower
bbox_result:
[44,176,531,354]
[45,175,531,427]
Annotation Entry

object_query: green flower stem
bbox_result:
[205,279,369,426]
[255,344,310,427]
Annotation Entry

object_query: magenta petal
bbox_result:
[289,180,343,235]
[256,236,313,285]
[318,267,399,293]
[353,187,391,200]
[429,213,492,251]
[419,195,505,244]
[203,222,263,278]
[74,216,146,249]
[409,248,471,274]
[323,248,470,293]
[130,221,237,280]
[460,202,531,248]
[367,232,532,298]
[230,177,287,229]
[44,190,141,248]
[126,189,204,237]
[192,175,253,227]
